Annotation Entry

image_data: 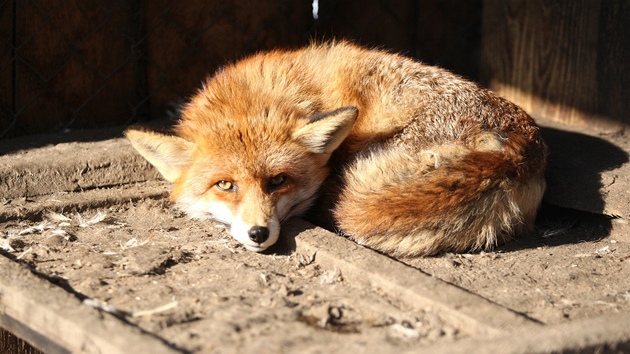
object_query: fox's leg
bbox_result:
[332,138,545,257]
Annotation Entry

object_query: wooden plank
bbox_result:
[481,0,627,132]
[144,0,312,119]
[13,0,137,136]
[0,316,69,354]
[0,255,181,354]
[421,313,630,353]
[0,135,163,199]
[286,219,541,337]
[0,0,14,138]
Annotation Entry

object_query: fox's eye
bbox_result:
[269,174,287,189]
[216,180,235,191]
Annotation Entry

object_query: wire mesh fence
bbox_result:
[0,0,482,139]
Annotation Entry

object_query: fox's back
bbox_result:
[179,42,544,174]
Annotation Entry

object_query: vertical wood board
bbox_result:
[144,0,313,119]
[317,0,418,56]
[13,0,137,135]
[0,1,14,137]
[317,0,483,80]
[481,0,628,131]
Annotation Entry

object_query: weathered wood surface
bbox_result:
[0,132,629,352]
[1,216,628,353]
[0,255,181,354]
[539,118,630,220]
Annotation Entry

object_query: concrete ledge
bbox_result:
[0,137,161,199]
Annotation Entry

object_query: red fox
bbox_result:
[126,41,547,257]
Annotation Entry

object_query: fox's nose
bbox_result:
[248,226,269,244]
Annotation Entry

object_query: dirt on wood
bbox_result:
[1,183,462,353]
[1,179,629,352]
[1,120,629,352]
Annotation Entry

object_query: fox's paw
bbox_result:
[417,144,470,170]
[419,150,440,169]
[470,131,507,152]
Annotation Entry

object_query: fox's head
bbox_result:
[126,106,357,252]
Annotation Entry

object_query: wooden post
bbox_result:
[0,1,14,138]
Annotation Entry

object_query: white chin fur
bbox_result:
[244,244,269,252]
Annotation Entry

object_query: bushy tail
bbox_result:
[333,134,546,257]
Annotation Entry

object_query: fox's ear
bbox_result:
[125,129,194,182]
[293,107,358,154]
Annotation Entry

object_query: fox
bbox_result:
[126,41,547,257]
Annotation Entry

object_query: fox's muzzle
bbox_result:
[248,226,269,244]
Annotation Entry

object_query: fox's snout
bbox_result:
[248,226,269,244]
[166,186,283,252]
[228,210,281,252]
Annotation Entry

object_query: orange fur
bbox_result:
[126,41,547,256]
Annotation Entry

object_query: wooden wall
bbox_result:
[0,0,312,139]
[8,1,137,137]
[317,0,483,81]
[482,0,630,132]
[143,0,313,120]
[0,1,14,137]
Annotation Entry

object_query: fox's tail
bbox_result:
[333,132,547,257]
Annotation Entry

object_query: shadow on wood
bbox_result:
[541,126,629,217]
